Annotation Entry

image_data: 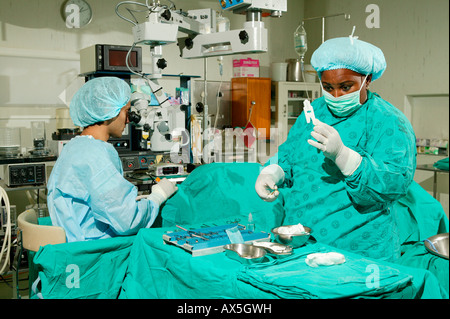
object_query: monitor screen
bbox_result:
[108,49,137,67]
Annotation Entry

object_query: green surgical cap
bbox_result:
[70,77,131,128]
[311,37,386,81]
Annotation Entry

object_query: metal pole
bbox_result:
[203,57,208,149]
[302,13,350,43]
[321,17,325,43]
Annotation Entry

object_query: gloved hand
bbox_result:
[147,178,178,206]
[307,119,362,176]
[255,164,285,202]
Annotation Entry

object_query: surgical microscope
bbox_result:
[115,0,287,159]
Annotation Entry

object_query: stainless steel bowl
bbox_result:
[424,233,449,260]
[223,243,267,264]
[252,241,293,258]
[272,225,312,248]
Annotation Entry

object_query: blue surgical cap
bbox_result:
[311,37,386,81]
[70,77,131,127]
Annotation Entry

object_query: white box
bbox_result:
[233,58,260,77]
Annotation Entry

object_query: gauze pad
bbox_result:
[305,252,346,267]
[277,223,306,235]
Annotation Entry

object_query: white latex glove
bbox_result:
[147,178,178,206]
[307,119,362,176]
[255,164,285,202]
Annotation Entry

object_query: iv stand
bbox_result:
[203,57,208,138]
[303,13,350,43]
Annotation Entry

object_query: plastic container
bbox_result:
[31,121,46,149]
[271,62,288,81]
[247,213,255,232]
[56,108,77,129]
[0,127,21,157]
[303,64,318,83]
[216,13,230,32]
[294,23,308,59]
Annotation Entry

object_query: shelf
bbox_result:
[287,98,307,102]
[79,71,201,79]
[0,179,48,192]
[417,152,449,157]
[273,81,321,146]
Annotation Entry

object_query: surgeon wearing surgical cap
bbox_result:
[255,37,416,262]
[47,77,177,242]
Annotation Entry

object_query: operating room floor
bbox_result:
[0,269,29,299]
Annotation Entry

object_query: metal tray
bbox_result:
[252,241,293,257]
[223,243,267,264]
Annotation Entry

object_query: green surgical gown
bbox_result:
[274,91,417,262]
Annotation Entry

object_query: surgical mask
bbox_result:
[321,75,368,117]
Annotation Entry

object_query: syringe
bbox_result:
[303,99,316,124]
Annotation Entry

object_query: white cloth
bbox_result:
[276,223,306,235]
[305,252,346,267]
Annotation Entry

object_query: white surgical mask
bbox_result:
[321,75,368,117]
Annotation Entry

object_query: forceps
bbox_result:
[175,225,208,240]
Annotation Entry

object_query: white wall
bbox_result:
[0,0,303,147]
[303,0,449,107]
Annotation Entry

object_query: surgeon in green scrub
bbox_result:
[255,37,417,262]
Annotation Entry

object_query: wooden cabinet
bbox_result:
[231,77,271,139]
